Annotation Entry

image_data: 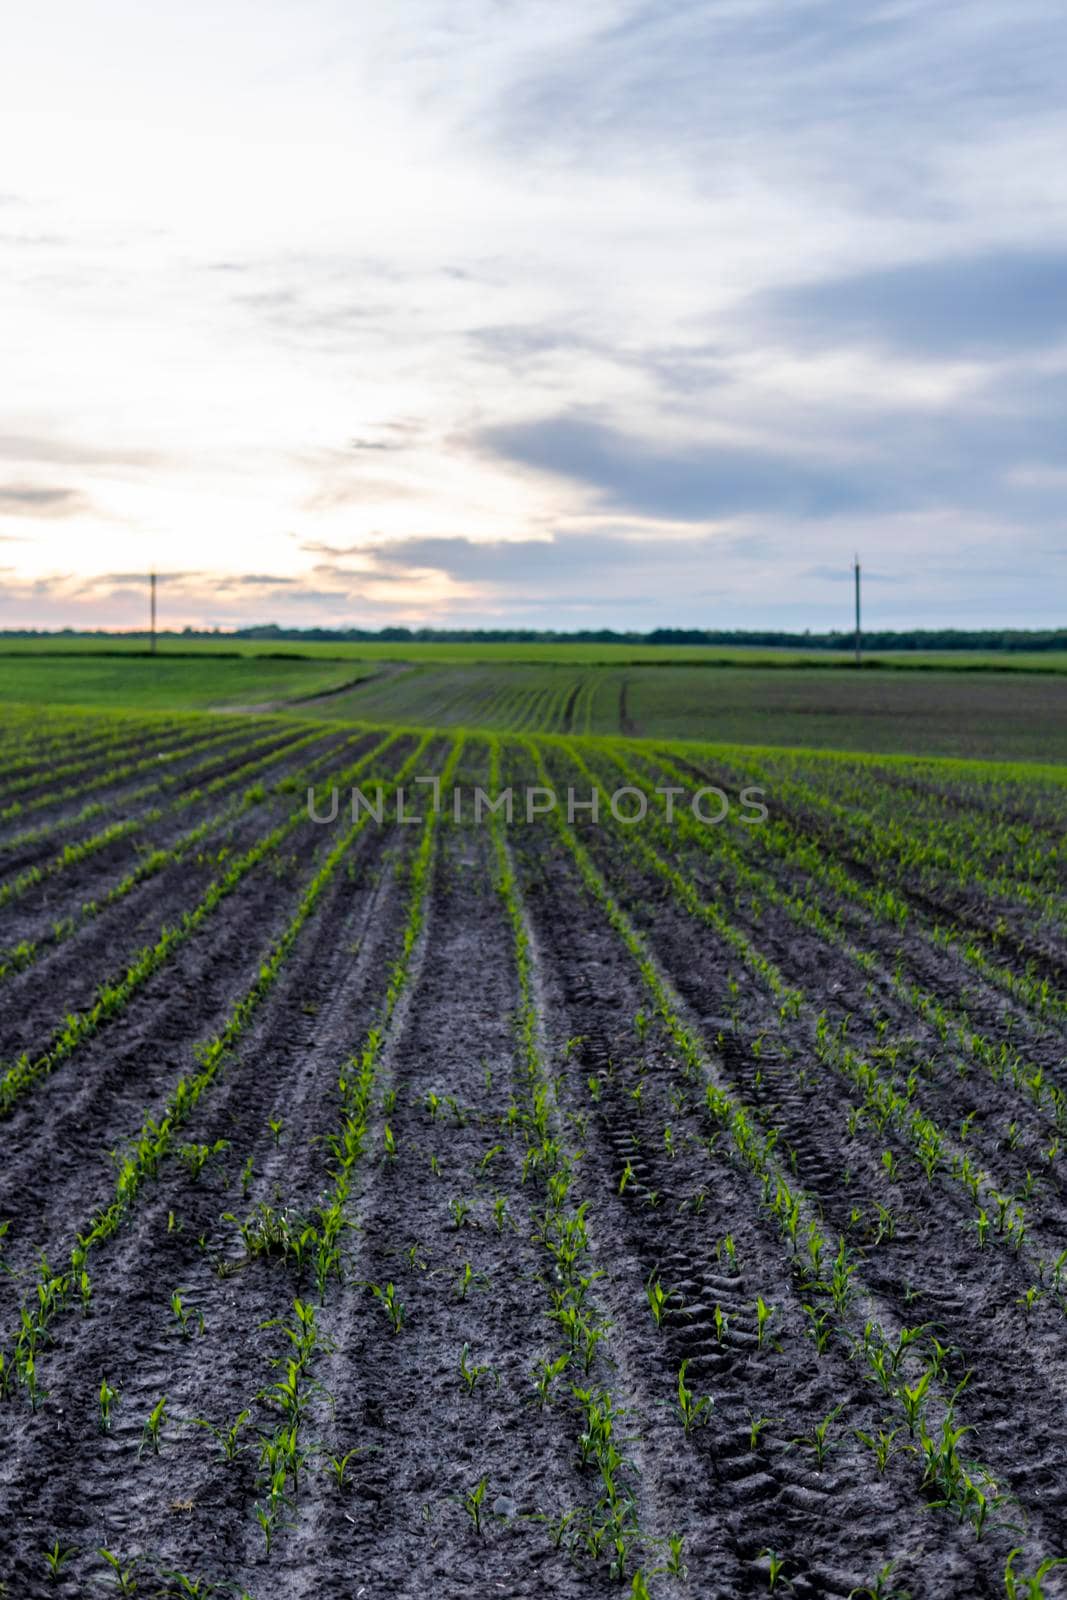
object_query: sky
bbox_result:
[1,0,1065,633]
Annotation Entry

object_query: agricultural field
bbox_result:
[1,703,1067,1599]
[2,652,1066,760]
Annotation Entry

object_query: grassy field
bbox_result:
[4,633,1067,671]
[0,655,372,712]
[1,703,1066,1598]
[1,651,1064,761]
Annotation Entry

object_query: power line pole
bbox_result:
[853,554,861,666]
[150,571,157,654]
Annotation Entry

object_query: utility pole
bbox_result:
[853,554,861,666]
[150,571,157,654]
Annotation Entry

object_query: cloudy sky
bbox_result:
[2,0,1065,632]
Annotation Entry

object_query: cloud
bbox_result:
[476,414,890,520]
[0,484,89,517]
[763,249,1067,356]
[0,433,165,469]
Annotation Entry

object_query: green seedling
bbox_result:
[139,1394,168,1457]
[463,1474,489,1535]
[676,1360,713,1434]
[324,1447,362,1490]
[177,1139,230,1181]
[792,1404,843,1469]
[454,1260,489,1299]
[363,1280,405,1332]
[754,1296,780,1351]
[645,1273,681,1328]
[747,1412,777,1449]
[193,1410,251,1462]
[459,1343,492,1395]
[98,1549,140,1595]
[267,1116,284,1147]
[659,1532,687,1578]
[760,1548,794,1592]
[848,1560,911,1599]
[44,1540,76,1580]
[154,1573,226,1599]
[449,1196,473,1229]
[855,1426,901,1475]
[533,1352,571,1408]
[170,1290,204,1339]
[99,1377,119,1432]
[899,1368,932,1436]
[1003,1548,1067,1598]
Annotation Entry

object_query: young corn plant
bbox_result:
[848,1560,912,1599]
[792,1404,844,1470]
[533,1352,571,1409]
[747,1412,778,1450]
[645,1273,681,1329]
[99,1377,119,1432]
[463,1474,489,1536]
[458,1344,492,1396]
[193,1409,251,1463]
[170,1290,205,1340]
[43,1540,76,1581]
[759,1548,794,1592]
[1003,1549,1067,1599]
[98,1549,141,1595]
[754,1296,780,1353]
[363,1280,405,1333]
[676,1360,713,1435]
[139,1395,168,1457]
[324,1446,364,1491]
[855,1426,901,1475]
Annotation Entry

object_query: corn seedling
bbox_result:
[459,1343,492,1395]
[760,1549,794,1592]
[898,1368,932,1436]
[99,1377,119,1432]
[98,1549,141,1595]
[176,1139,230,1181]
[748,1412,778,1449]
[170,1290,204,1339]
[848,1561,912,1600]
[533,1352,571,1408]
[676,1360,713,1434]
[754,1295,780,1352]
[645,1273,681,1328]
[463,1474,489,1535]
[792,1404,843,1469]
[1003,1549,1067,1598]
[193,1409,251,1463]
[44,1540,76,1580]
[324,1446,364,1490]
[139,1394,168,1457]
[448,1196,473,1229]
[363,1280,404,1333]
[855,1425,901,1474]
[454,1260,489,1300]
[659,1532,687,1578]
